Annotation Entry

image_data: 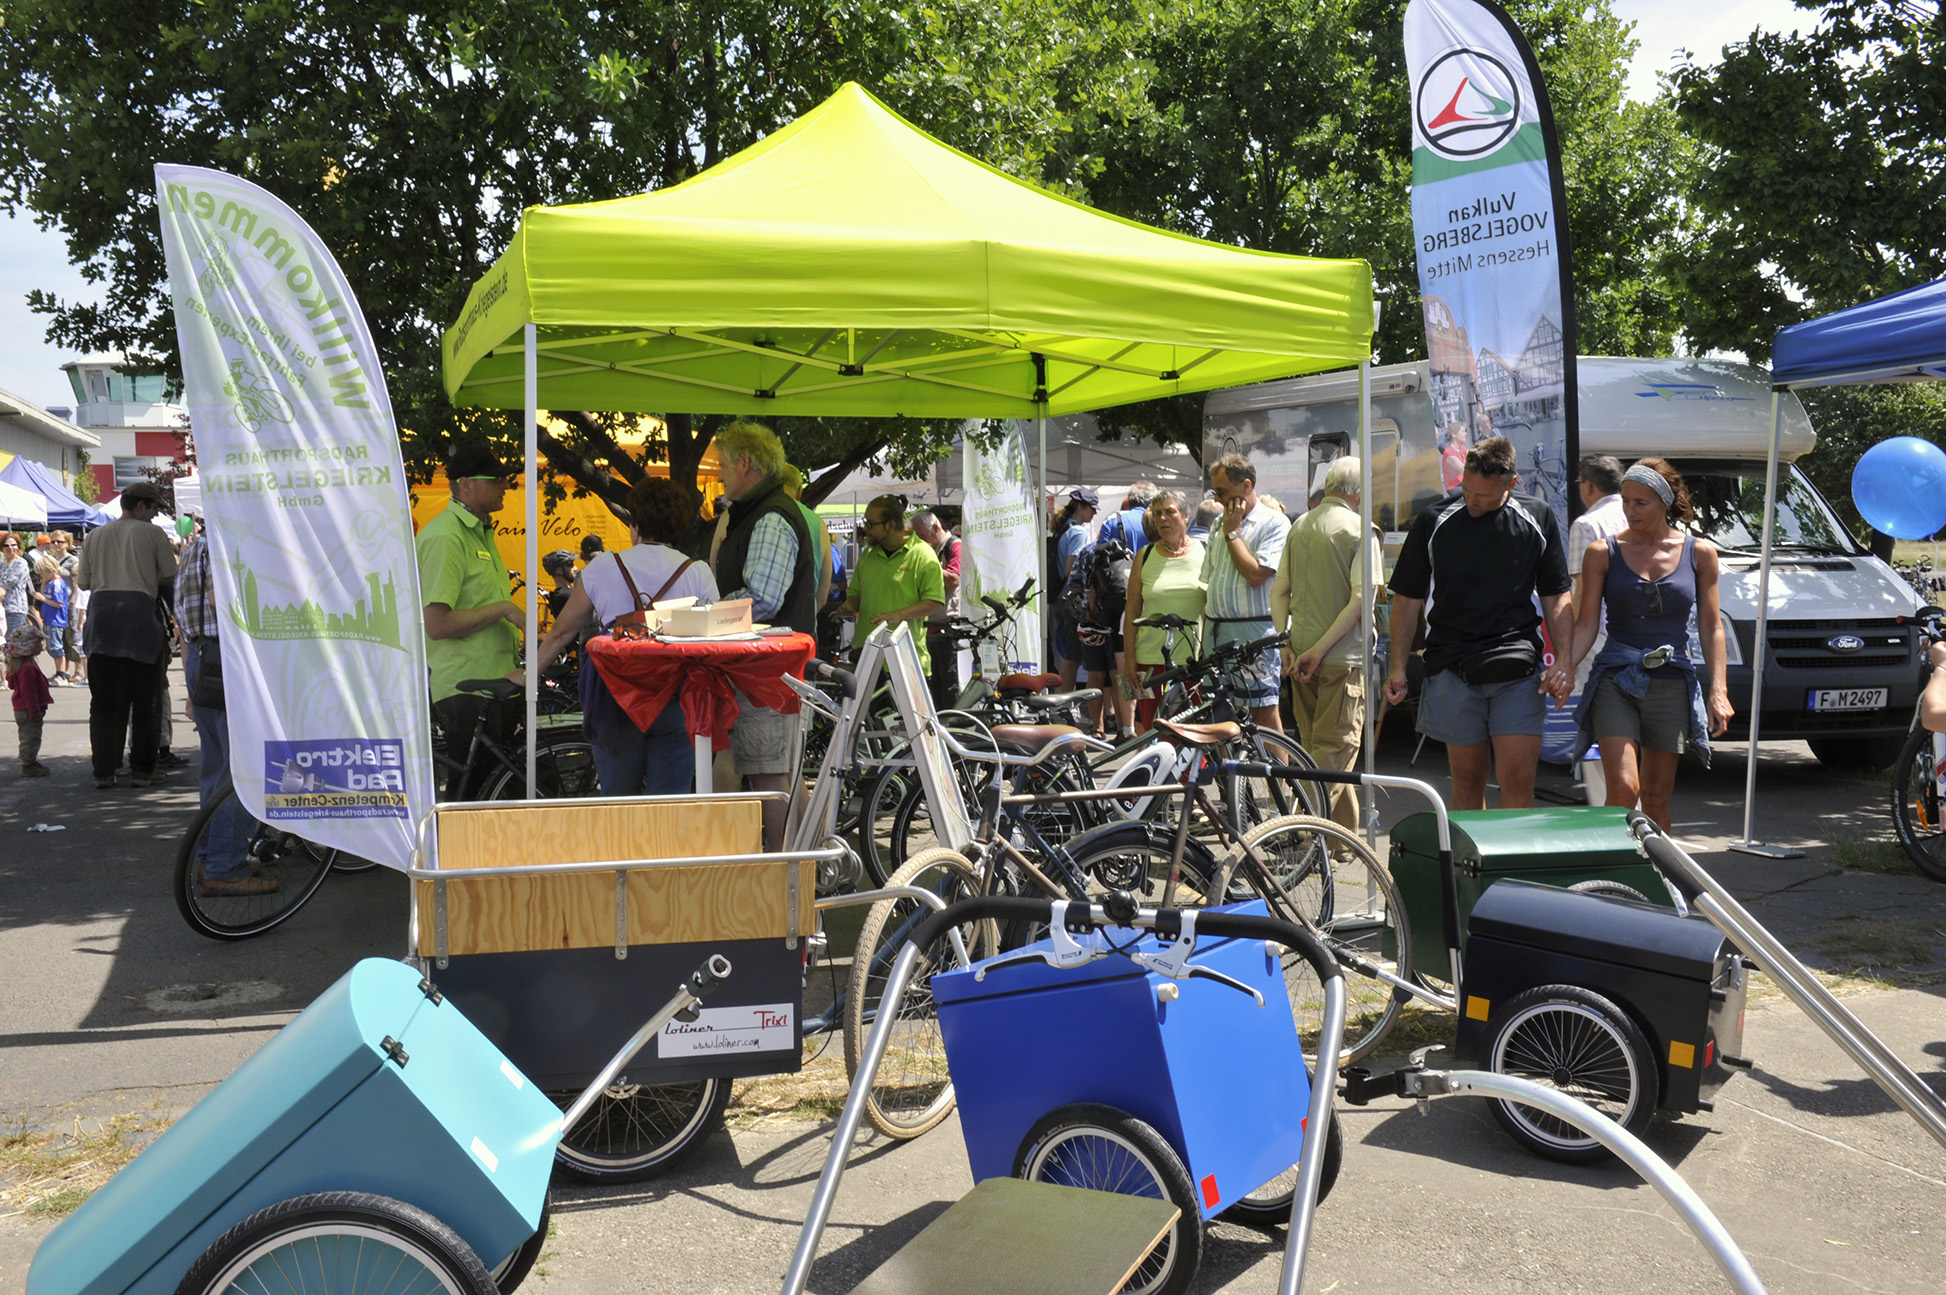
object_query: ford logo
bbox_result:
[1828,635,1865,653]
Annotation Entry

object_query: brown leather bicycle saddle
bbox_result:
[990,724,1088,755]
[996,672,1063,694]
[1152,718,1241,748]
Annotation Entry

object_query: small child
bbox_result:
[32,558,69,683]
[5,621,51,776]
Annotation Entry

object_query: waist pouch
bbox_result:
[1452,639,1538,686]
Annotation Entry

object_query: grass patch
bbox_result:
[728,1043,853,1128]
[1813,914,1945,972]
[0,1103,174,1221]
[1826,832,1921,876]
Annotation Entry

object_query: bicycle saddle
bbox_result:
[995,672,1062,694]
[1152,718,1241,748]
[990,723,1089,755]
[1022,689,1101,711]
[457,678,522,700]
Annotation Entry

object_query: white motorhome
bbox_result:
[1204,357,1925,767]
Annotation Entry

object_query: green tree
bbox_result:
[1666,0,1946,361]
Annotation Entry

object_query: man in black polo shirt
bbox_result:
[1384,436,1572,809]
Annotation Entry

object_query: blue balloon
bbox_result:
[1852,437,1946,540]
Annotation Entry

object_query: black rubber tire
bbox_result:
[487,1196,548,1292]
[1891,724,1946,881]
[1567,879,1652,904]
[1210,815,1410,1067]
[330,854,384,873]
[1013,1103,1202,1295]
[1486,984,1659,1164]
[547,1078,730,1183]
[1216,1075,1343,1227]
[1058,820,1223,910]
[173,786,337,941]
[174,1190,496,1295]
[480,735,599,800]
[844,848,995,1139]
[1227,729,1327,827]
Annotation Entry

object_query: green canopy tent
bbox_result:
[441,81,1375,786]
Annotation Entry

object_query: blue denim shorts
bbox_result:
[1417,665,1547,745]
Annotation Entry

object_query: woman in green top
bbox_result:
[1120,490,1207,729]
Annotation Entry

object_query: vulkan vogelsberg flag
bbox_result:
[156,164,435,871]
[1405,0,1578,531]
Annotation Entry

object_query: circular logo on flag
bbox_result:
[1416,48,1523,160]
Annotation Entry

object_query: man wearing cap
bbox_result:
[73,480,178,789]
[417,445,523,799]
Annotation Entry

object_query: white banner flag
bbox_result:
[962,425,1042,672]
[156,164,435,871]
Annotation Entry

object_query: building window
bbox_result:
[113,456,169,490]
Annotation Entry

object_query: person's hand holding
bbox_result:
[1383,665,1409,706]
[1280,646,1299,678]
[1540,663,1572,705]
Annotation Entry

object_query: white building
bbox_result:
[0,383,100,487]
[59,352,187,498]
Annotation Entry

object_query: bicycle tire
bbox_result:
[1012,1103,1202,1295]
[843,848,995,1140]
[480,735,599,801]
[174,1190,496,1295]
[885,746,1096,875]
[1487,984,1657,1163]
[545,1078,730,1182]
[1891,723,1946,881]
[1214,729,1325,834]
[330,854,383,873]
[1211,814,1410,1066]
[859,714,998,885]
[1058,819,1224,910]
[173,786,337,941]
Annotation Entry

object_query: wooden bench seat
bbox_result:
[849,1178,1178,1295]
[415,796,813,958]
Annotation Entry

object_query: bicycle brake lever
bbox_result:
[975,900,1103,980]
[1181,965,1265,1006]
[1127,914,1267,1006]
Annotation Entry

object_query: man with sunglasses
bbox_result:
[416,444,523,798]
[1385,435,1572,810]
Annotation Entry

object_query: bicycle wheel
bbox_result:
[331,854,383,873]
[861,715,997,884]
[1891,724,1946,881]
[1213,730,1324,834]
[1013,1103,1202,1295]
[1059,820,1223,910]
[1217,1068,1342,1227]
[1211,814,1409,1066]
[480,735,599,800]
[173,786,338,941]
[175,1190,497,1295]
[546,1078,730,1182]
[844,848,995,1139]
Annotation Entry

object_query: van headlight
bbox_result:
[1720,611,1744,666]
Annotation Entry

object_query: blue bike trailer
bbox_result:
[28,958,559,1295]
[931,902,1311,1220]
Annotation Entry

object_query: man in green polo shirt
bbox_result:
[417,444,523,797]
[842,494,945,673]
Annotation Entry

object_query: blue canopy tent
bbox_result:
[1731,276,1946,856]
[0,455,107,531]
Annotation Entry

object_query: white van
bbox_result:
[1203,357,1925,767]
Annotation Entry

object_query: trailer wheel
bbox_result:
[175,1191,496,1295]
[1567,879,1652,904]
[1486,984,1658,1164]
[547,1078,730,1183]
[1014,1103,1202,1295]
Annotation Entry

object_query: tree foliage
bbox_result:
[1666,0,1946,361]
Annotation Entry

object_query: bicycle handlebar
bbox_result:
[1144,629,1290,691]
[807,658,858,699]
[908,895,1341,991]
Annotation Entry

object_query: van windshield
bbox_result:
[1668,461,1860,556]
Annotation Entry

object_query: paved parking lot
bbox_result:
[2,667,1943,1292]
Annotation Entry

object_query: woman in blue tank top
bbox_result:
[1564,459,1734,830]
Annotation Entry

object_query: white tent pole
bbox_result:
[524,323,539,798]
[1358,360,1375,847]
[1730,388,1803,858]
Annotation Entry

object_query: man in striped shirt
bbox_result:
[1201,453,1290,732]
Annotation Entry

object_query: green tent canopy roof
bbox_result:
[442,83,1374,417]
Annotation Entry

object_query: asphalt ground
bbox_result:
[2,666,1944,1292]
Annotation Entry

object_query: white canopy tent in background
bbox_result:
[96,492,181,532]
[0,479,48,528]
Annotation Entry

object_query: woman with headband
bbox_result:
[1564,458,1733,831]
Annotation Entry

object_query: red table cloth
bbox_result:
[585,632,817,751]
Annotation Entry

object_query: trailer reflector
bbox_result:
[1465,995,1490,1021]
[1669,1040,1696,1069]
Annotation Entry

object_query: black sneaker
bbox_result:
[156,750,191,768]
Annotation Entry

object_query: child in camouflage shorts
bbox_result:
[6,620,51,776]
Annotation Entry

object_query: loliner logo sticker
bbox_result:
[658,1003,796,1057]
[1416,47,1522,160]
[262,738,409,819]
